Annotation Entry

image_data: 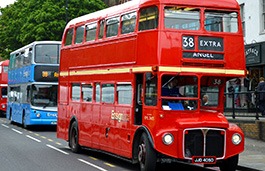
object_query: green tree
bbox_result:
[0,0,106,59]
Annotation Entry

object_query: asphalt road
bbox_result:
[0,117,258,171]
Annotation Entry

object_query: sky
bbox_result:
[0,0,16,8]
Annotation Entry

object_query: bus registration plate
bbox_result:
[192,156,216,164]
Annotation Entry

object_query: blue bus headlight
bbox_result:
[162,133,174,145]
[36,113,41,118]
[232,133,242,145]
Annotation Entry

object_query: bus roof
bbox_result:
[0,60,9,66]
[10,41,61,55]
[66,0,240,28]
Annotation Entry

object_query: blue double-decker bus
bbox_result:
[6,41,61,127]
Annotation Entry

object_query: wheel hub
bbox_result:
[138,143,146,163]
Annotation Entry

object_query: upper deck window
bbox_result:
[98,20,105,39]
[15,54,23,68]
[75,25,85,44]
[139,6,158,31]
[164,7,200,30]
[121,12,136,34]
[204,11,238,33]
[86,23,97,42]
[106,17,119,37]
[23,48,32,66]
[64,28,73,46]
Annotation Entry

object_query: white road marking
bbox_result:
[11,128,23,134]
[78,158,108,171]
[46,144,69,155]
[26,135,41,143]
[1,124,9,128]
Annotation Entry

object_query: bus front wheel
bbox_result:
[219,154,239,171]
[138,133,157,171]
[69,121,81,153]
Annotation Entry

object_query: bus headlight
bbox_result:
[162,133,174,145]
[2,104,5,108]
[36,113,41,118]
[232,133,242,145]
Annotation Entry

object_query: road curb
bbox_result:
[237,165,262,171]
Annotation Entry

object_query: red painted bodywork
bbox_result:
[57,0,245,163]
[0,60,9,113]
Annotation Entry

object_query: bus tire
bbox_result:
[69,121,81,153]
[138,132,157,171]
[219,154,238,171]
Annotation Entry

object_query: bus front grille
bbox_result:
[184,128,225,159]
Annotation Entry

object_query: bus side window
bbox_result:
[15,54,22,68]
[86,23,97,42]
[71,83,81,101]
[117,84,132,104]
[106,17,119,37]
[26,85,30,102]
[23,52,31,66]
[98,20,105,39]
[75,25,85,44]
[121,12,136,34]
[64,28,74,46]
[102,83,114,103]
[95,83,101,102]
[82,84,93,102]
[138,6,159,31]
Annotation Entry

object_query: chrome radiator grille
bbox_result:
[184,128,225,159]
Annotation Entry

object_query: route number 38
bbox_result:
[182,36,195,50]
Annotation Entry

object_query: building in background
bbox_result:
[238,0,265,80]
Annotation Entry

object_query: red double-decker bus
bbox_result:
[0,60,9,116]
[57,0,245,170]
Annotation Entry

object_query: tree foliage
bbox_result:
[0,0,106,59]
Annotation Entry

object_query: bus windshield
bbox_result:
[164,6,200,30]
[161,75,198,110]
[35,44,60,64]
[31,84,58,107]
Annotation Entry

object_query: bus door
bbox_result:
[134,74,143,125]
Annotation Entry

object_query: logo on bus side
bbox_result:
[144,113,155,121]
[111,110,129,122]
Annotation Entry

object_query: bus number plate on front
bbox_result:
[192,156,216,164]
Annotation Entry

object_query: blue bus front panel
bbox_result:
[7,102,57,126]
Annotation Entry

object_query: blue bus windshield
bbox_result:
[35,44,60,64]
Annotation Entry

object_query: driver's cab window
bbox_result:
[161,75,198,110]
[201,77,221,107]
